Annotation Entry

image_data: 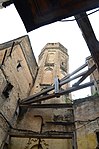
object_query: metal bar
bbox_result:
[9,130,73,139]
[20,63,88,104]
[19,103,73,108]
[21,81,95,104]
[54,77,60,93]
[73,64,96,86]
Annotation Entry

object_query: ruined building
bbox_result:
[10,41,74,149]
[0,35,99,149]
[0,36,38,149]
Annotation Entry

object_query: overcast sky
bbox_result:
[0,4,99,99]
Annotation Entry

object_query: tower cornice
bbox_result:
[39,42,68,59]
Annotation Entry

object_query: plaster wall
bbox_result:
[74,96,99,149]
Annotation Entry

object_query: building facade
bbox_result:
[0,36,99,149]
[74,96,99,149]
[0,35,38,149]
[10,42,74,149]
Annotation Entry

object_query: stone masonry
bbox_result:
[0,36,99,149]
[10,42,74,149]
[0,35,38,149]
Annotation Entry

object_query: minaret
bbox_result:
[30,42,70,103]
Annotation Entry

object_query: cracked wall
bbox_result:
[74,96,99,149]
[0,35,38,149]
[9,43,73,149]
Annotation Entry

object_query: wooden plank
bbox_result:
[20,81,96,104]
[19,103,73,109]
[20,63,88,104]
[73,64,96,86]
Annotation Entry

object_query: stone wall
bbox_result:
[86,56,99,95]
[0,35,38,149]
[74,96,99,149]
[31,42,70,103]
[10,107,74,149]
[1,40,99,149]
[10,43,74,149]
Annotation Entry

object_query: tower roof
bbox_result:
[40,42,68,56]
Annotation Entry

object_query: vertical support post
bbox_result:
[75,13,99,70]
[72,131,78,149]
[54,77,59,93]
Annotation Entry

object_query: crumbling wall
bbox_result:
[0,36,38,149]
[74,96,99,149]
[86,56,99,95]
[10,107,74,149]
[9,43,73,149]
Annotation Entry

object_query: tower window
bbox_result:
[46,52,55,64]
[2,82,13,98]
[16,60,22,71]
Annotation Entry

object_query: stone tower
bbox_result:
[10,42,74,149]
[30,42,70,103]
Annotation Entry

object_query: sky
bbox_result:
[0,4,99,99]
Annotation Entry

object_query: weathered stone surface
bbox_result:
[10,43,73,149]
[74,96,99,149]
[0,35,38,148]
[1,39,99,149]
[86,56,99,95]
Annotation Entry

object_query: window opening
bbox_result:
[96,132,99,144]
[2,82,13,98]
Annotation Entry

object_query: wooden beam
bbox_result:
[20,63,88,104]
[75,13,99,70]
[46,121,74,126]
[20,81,96,105]
[19,103,73,109]
[9,130,73,139]
[73,64,96,86]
